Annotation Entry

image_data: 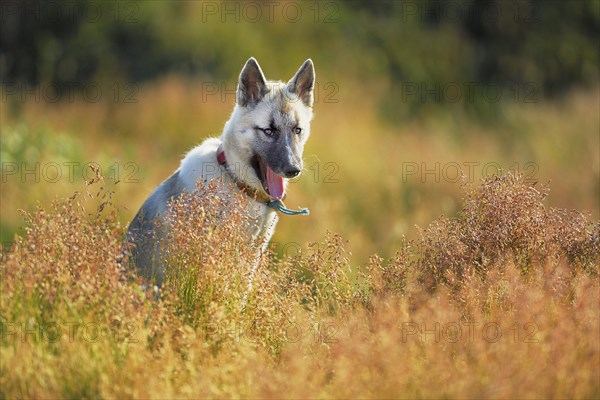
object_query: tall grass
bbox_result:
[1,172,598,398]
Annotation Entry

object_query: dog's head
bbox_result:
[222,58,315,200]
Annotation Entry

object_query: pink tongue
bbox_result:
[265,164,284,200]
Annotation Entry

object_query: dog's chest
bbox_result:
[179,138,280,243]
[248,202,279,242]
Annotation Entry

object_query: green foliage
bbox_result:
[2,0,598,119]
[1,124,84,165]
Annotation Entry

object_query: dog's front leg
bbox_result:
[241,210,278,311]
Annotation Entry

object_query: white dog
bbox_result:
[126,58,315,286]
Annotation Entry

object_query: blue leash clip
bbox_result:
[267,200,310,216]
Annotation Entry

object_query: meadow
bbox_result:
[1,1,599,397]
[0,79,598,398]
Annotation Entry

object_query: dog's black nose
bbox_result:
[285,168,301,178]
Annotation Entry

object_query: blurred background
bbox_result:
[1,0,598,263]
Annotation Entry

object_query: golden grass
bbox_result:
[1,172,598,398]
[1,76,598,398]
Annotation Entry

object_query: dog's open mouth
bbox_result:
[251,155,284,200]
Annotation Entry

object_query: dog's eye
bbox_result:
[294,127,302,135]
[262,128,274,136]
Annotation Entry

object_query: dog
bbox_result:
[126,57,315,287]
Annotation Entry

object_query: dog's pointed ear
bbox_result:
[287,59,315,107]
[237,57,268,107]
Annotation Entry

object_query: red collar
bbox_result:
[216,143,273,203]
[216,144,227,165]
